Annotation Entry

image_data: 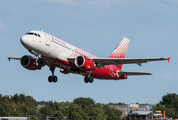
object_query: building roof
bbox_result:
[129,111,152,115]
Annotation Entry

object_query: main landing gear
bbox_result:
[84,71,94,83]
[48,65,58,83]
[84,76,94,83]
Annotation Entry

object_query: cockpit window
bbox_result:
[28,32,34,35]
[25,32,41,37]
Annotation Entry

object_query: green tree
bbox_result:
[21,103,29,116]
[12,93,19,103]
[73,97,95,109]
[0,104,5,116]
[103,105,122,120]
[54,103,65,120]
[68,103,89,120]
[27,115,39,120]
[157,93,178,118]
[161,93,178,110]
[19,94,26,103]
[166,107,176,118]
[84,104,106,120]
[39,106,52,115]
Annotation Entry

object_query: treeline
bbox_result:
[0,94,122,120]
[0,94,37,116]
[1,93,178,119]
[154,93,178,118]
[38,97,122,120]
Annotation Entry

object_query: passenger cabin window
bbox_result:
[25,32,41,38]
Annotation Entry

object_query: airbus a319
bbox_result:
[7,30,170,83]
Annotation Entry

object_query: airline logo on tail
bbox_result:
[109,37,130,69]
[109,37,130,59]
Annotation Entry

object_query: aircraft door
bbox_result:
[45,33,50,46]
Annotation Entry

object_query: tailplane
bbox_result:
[109,37,130,69]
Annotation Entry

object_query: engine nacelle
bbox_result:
[75,56,95,70]
[20,55,39,70]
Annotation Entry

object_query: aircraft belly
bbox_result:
[42,56,77,69]
[91,68,118,80]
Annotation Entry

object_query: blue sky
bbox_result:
[0,0,177,104]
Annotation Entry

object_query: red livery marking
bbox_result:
[167,57,171,63]
[54,38,59,42]
[8,56,12,61]
[60,41,66,45]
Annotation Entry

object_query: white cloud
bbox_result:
[88,0,143,7]
[39,0,76,6]
[0,21,6,28]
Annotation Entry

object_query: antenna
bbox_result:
[41,29,43,32]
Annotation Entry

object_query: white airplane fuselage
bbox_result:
[7,30,168,83]
[20,30,125,80]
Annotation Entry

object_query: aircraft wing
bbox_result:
[7,56,21,61]
[67,57,170,69]
[7,56,49,67]
[92,57,170,68]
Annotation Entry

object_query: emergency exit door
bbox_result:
[45,33,50,46]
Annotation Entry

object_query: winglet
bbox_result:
[167,57,171,63]
[7,56,12,61]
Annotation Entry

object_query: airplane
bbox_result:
[7,30,170,83]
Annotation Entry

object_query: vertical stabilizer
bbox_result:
[109,37,130,68]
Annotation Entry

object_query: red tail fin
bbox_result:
[109,37,130,69]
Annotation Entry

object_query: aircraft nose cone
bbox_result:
[20,35,29,47]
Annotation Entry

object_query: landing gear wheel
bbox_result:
[84,77,94,83]
[84,77,89,83]
[89,77,94,83]
[48,76,58,83]
[48,76,53,83]
[48,65,58,83]
[53,76,58,83]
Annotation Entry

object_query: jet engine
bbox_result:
[75,56,96,70]
[20,55,39,70]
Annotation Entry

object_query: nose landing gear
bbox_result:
[32,54,41,70]
[48,76,57,83]
[48,65,58,83]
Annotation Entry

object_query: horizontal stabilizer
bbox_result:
[118,71,152,76]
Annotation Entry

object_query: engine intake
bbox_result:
[20,55,39,70]
[75,56,95,70]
